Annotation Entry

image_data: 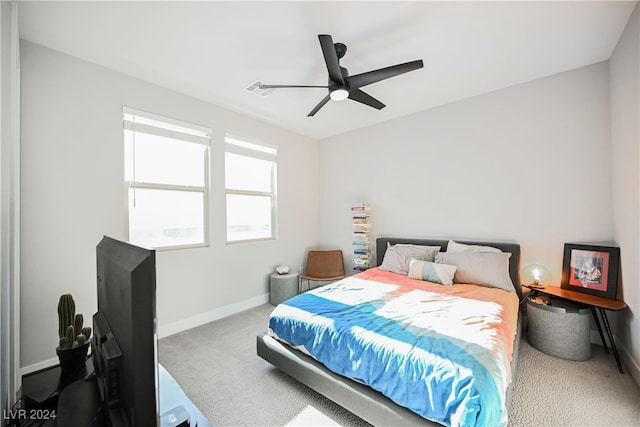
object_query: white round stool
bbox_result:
[270,272,299,305]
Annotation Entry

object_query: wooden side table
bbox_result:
[525,284,627,373]
[270,272,299,305]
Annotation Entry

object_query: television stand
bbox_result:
[158,364,212,427]
[21,362,211,426]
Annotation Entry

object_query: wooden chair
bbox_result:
[299,250,345,292]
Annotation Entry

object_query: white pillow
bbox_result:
[435,252,515,292]
[379,243,441,275]
[408,258,457,286]
[447,240,502,253]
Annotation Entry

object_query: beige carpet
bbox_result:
[159,303,640,426]
[508,330,640,426]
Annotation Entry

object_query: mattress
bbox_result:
[268,268,519,427]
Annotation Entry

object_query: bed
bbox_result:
[257,237,522,426]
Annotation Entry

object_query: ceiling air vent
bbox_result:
[244,80,274,97]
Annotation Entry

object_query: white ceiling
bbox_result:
[17,1,636,140]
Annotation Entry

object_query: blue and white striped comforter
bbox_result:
[268,275,518,427]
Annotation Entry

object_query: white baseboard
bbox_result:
[20,357,59,377]
[590,330,640,386]
[20,293,271,377]
[617,340,640,387]
[158,292,270,339]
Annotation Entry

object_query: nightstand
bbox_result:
[270,272,299,305]
[526,294,591,361]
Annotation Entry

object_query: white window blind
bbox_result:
[225,136,277,243]
[124,107,210,250]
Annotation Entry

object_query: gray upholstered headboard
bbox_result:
[376,237,522,300]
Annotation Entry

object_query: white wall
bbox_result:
[319,62,613,284]
[610,2,640,384]
[19,42,320,370]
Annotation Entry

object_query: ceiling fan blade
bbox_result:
[259,84,329,89]
[346,60,424,89]
[318,34,345,85]
[348,89,386,110]
[307,94,331,117]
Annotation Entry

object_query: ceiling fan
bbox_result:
[259,34,424,117]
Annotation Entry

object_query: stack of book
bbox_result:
[352,203,371,273]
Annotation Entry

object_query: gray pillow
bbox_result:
[447,240,502,253]
[435,252,515,292]
[379,243,441,275]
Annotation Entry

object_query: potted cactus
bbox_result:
[56,293,92,375]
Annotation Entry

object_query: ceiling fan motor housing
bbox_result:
[328,65,350,100]
[334,42,347,59]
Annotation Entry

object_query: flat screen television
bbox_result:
[93,236,158,426]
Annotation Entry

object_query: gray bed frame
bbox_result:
[257,237,523,426]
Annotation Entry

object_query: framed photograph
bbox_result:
[561,243,620,300]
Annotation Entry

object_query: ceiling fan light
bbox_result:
[330,88,349,101]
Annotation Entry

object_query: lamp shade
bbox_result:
[521,264,552,287]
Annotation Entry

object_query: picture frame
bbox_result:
[561,243,620,300]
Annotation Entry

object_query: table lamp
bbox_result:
[521,264,552,288]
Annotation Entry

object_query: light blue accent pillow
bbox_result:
[408,258,457,286]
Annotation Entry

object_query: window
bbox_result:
[124,107,210,250]
[225,136,277,243]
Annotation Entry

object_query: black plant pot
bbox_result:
[56,342,90,377]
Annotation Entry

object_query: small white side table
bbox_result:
[270,272,299,305]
